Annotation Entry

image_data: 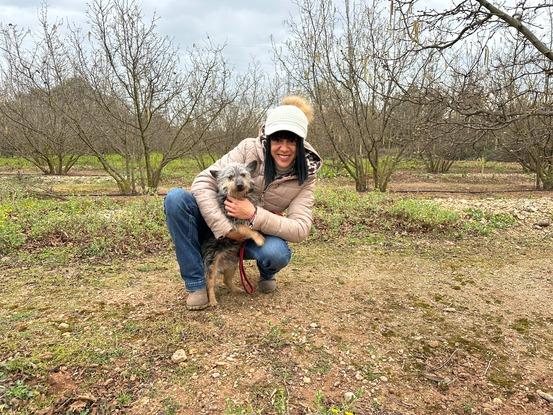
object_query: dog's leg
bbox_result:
[235,224,265,246]
[223,263,240,293]
[206,260,219,307]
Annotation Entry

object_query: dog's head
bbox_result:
[210,160,257,199]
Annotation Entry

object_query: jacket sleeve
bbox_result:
[191,139,255,239]
[252,177,316,243]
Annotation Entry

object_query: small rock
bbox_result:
[534,220,550,228]
[171,349,187,363]
[309,323,318,329]
[492,397,502,405]
[344,392,355,402]
[428,340,440,348]
[303,376,311,384]
[444,307,456,313]
[355,372,364,381]
[58,322,70,331]
[380,376,388,382]
[212,372,220,378]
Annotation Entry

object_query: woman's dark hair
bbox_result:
[263,130,308,188]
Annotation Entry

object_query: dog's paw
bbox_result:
[253,234,265,246]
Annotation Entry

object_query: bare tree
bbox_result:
[276,0,436,191]
[394,0,553,67]
[0,9,86,175]
[389,1,552,188]
[191,63,279,170]
[62,0,234,194]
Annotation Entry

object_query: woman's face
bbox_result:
[270,136,297,170]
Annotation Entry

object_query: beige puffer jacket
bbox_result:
[191,136,322,243]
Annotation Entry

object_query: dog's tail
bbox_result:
[281,95,314,124]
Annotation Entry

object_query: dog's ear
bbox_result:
[246,160,258,175]
[210,170,219,179]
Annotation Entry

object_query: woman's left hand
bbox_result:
[225,196,256,220]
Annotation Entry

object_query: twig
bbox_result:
[483,356,493,376]
[428,348,459,371]
[537,390,553,403]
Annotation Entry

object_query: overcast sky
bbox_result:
[0,0,295,73]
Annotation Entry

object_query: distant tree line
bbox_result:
[1,0,552,192]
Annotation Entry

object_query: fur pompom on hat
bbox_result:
[265,95,314,139]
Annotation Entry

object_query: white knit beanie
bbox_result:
[264,105,308,139]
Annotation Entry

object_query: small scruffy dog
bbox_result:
[202,161,265,307]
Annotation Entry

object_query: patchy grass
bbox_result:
[0,196,169,261]
[0,182,522,263]
[0,162,552,414]
[388,198,460,230]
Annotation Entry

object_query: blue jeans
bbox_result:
[164,188,292,292]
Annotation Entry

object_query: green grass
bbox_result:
[0,172,519,262]
[312,185,516,240]
[388,199,460,230]
[0,156,35,170]
[1,192,517,263]
[463,208,517,236]
[0,195,169,261]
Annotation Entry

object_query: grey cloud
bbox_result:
[0,0,296,72]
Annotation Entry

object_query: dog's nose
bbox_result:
[236,183,244,191]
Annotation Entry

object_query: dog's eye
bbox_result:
[228,175,234,180]
[240,173,246,177]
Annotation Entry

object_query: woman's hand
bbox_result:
[224,196,255,220]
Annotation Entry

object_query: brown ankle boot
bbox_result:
[186,288,208,310]
[258,279,276,293]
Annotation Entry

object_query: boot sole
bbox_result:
[186,301,209,310]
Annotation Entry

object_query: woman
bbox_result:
[164,96,322,310]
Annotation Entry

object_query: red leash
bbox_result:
[239,242,255,294]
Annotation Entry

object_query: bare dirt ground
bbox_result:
[1,170,552,415]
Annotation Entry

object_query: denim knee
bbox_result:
[256,237,292,272]
[164,188,195,217]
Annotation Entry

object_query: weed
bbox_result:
[116,392,133,406]
[2,357,37,375]
[5,380,35,400]
[487,364,522,391]
[225,398,258,415]
[463,208,516,236]
[161,397,181,415]
[511,318,531,334]
[272,387,288,415]
[312,389,359,415]
[262,322,286,349]
[389,199,459,231]
[359,363,382,381]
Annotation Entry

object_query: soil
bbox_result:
[0,169,552,415]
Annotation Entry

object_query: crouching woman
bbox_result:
[164,96,322,310]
